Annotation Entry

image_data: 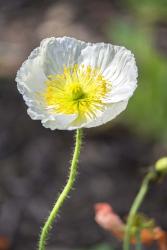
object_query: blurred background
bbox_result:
[0,0,167,249]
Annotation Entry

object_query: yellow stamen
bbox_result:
[43,64,109,120]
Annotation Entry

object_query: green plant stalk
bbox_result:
[39,128,83,250]
[123,171,157,250]
[135,229,142,250]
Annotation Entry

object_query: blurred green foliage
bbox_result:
[106,0,167,140]
[79,243,113,250]
[123,0,167,23]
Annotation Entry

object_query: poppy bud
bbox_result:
[155,157,167,175]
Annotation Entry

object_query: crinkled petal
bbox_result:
[16,46,49,121]
[40,37,87,76]
[27,106,77,130]
[78,43,137,103]
[16,47,47,96]
[41,113,77,130]
[16,37,85,126]
[85,101,128,128]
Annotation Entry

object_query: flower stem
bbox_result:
[39,128,83,250]
[135,229,142,250]
[123,171,157,250]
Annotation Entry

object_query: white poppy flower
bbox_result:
[16,37,138,130]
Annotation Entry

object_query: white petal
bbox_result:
[40,37,87,76]
[16,47,46,96]
[27,106,46,120]
[41,113,77,130]
[78,43,137,102]
[103,47,137,102]
[78,43,114,71]
[27,105,77,130]
[16,37,85,125]
[85,101,128,128]
[15,46,49,122]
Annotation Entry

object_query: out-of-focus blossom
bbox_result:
[94,203,167,249]
[95,203,124,239]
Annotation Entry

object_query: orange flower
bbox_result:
[95,203,124,239]
[94,203,167,250]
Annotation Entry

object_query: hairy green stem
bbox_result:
[123,171,157,250]
[39,128,83,250]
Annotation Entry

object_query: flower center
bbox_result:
[68,83,86,101]
[42,64,109,119]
